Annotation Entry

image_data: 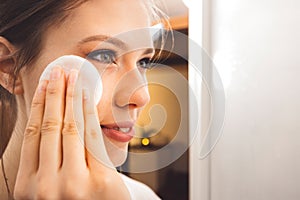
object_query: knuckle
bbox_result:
[24,123,40,137]
[14,192,29,200]
[91,174,112,191]
[63,191,86,200]
[46,84,60,95]
[35,175,56,199]
[31,98,44,108]
[66,86,78,99]
[62,179,87,199]
[41,118,61,134]
[89,129,98,140]
[85,107,95,116]
[35,187,50,200]
[101,176,113,188]
[62,121,80,135]
[14,185,30,200]
[34,190,46,200]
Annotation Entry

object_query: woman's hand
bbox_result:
[14,66,130,200]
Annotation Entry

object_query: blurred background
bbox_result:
[190,0,300,200]
[122,0,300,200]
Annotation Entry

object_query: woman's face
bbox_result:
[21,0,154,166]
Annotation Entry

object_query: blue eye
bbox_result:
[87,49,116,64]
[137,58,154,69]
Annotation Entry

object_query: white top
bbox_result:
[120,174,161,200]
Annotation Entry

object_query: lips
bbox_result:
[101,122,135,143]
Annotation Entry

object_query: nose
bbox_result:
[114,68,150,110]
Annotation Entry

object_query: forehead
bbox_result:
[70,0,151,33]
[42,0,153,50]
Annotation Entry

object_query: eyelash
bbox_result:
[137,58,154,69]
[87,49,117,65]
[87,49,154,69]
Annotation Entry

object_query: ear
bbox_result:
[0,36,23,95]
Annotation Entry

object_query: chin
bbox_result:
[103,136,129,167]
[110,149,128,167]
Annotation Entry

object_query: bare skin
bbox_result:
[0,0,154,199]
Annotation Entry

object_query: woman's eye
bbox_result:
[87,49,116,64]
[137,58,154,69]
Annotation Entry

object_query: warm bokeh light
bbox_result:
[141,138,150,146]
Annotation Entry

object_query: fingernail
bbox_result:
[38,80,47,93]
[83,88,90,101]
[69,69,78,85]
[50,67,61,80]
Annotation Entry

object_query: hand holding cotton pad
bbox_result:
[39,55,102,104]
[39,55,113,167]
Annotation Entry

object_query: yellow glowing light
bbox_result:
[141,138,150,146]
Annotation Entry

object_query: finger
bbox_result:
[61,69,86,170]
[39,66,65,172]
[19,80,48,175]
[83,88,113,169]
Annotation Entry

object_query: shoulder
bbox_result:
[120,174,161,200]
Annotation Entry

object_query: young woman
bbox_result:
[0,0,165,199]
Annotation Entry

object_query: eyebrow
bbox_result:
[78,34,155,55]
[78,34,128,50]
[143,48,155,55]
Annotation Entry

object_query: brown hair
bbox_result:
[0,0,88,158]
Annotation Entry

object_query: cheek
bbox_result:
[96,97,110,121]
[96,75,116,120]
[23,81,38,116]
[96,71,120,117]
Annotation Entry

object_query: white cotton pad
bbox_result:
[39,55,102,104]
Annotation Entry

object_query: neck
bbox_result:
[1,95,27,198]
